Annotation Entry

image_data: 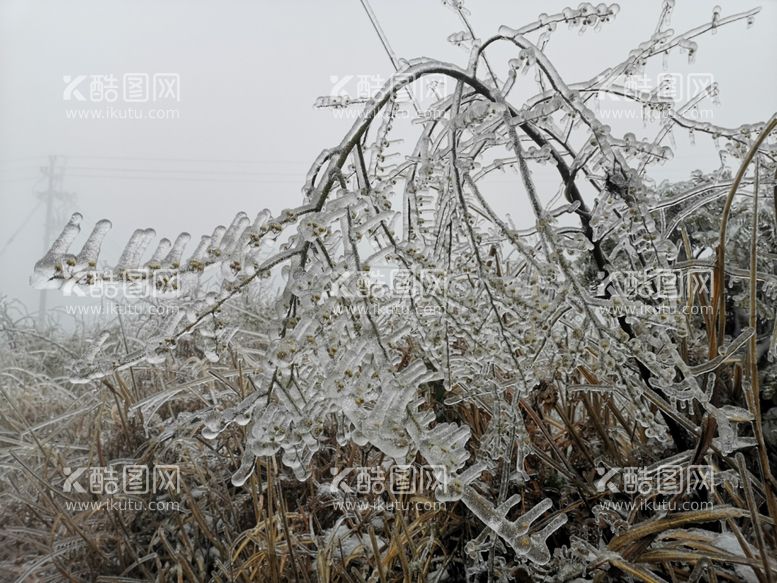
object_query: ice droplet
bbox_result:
[711,5,721,33]
[234,411,251,426]
[202,411,227,439]
[231,455,256,487]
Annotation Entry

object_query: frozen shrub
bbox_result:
[18,1,777,580]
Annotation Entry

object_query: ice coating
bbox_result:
[30,212,82,289]
[461,491,565,566]
[163,232,191,267]
[187,235,212,268]
[23,4,775,575]
[208,225,226,254]
[146,237,171,268]
[219,212,250,255]
[116,228,156,272]
[75,219,112,271]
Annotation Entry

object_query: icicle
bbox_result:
[163,232,191,268]
[145,237,171,269]
[710,83,721,106]
[459,489,565,565]
[116,228,155,272]
[447,31,473,47]
[75,219,111,270]
[711,5,721,33]
[83,330,110,364]
[208,226,226,255]
[47,212,82,257]
[231,452,256,487]
[187,235,212,270]
[220,212,250,255]
[687,41,697,63]
[30,213,82,289]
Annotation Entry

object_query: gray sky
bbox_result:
[1,0,775,315]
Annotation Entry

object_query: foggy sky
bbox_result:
[1,0,775,318]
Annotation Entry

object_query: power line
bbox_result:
[64,173,304,184]
[358,0,422,115]
[65,166,305,176]
[0,201,42,257]
[1,154,309,164]
[57,154,312,165]
[0,175,44,184]
[0,156,48,165]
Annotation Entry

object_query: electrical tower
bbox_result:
[37,156,74,329]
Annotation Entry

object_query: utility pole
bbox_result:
[37,156,70,330]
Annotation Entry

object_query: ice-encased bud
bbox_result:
[31,212,83,289]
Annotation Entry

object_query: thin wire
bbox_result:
[0,201,42,257]
[60,154,310,165]
[0,175,43,184]
[65,173,303,184]
[65,166,305,176]
[2,154,311,166]
[358,0,422,115]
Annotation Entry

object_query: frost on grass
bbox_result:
[18,1,777,580]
